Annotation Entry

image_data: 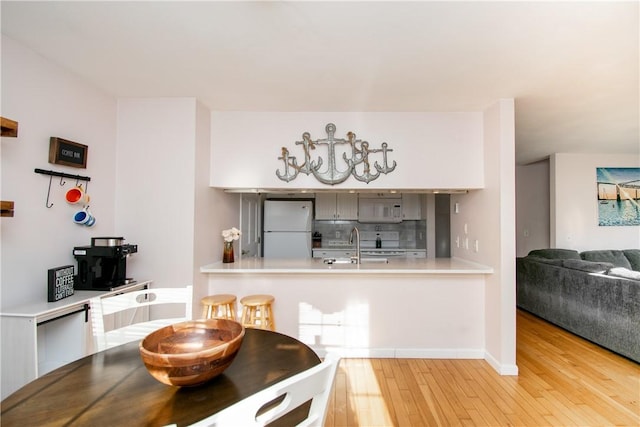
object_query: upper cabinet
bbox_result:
[315,193,358,220]
[402,194,424,220]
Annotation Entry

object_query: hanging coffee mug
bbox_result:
[65,185,90,205]
[73,208,96,227]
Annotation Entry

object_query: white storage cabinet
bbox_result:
[0,281,151,399]
[315,193,358,220]
[402,194,425,220]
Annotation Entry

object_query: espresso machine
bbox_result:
[73,237,138,290]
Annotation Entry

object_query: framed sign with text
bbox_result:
[49,137,88,168]
[47,265,75,302]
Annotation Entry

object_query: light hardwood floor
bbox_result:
[324,309,640,426]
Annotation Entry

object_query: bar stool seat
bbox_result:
[201,294,237,320]
[240,294,275,331]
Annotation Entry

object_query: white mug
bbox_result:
[73,208,96,227]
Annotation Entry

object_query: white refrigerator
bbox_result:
[263,200,313,259]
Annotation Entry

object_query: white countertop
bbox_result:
[200,257,493,274]
[0,281,150,321]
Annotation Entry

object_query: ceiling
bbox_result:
[1,1,638,165]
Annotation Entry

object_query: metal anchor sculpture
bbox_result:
[276,123,397,185]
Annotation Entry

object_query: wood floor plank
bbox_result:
[324,309,640,426]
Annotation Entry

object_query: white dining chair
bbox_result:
[89,285,193,352]
[189,352,341,427]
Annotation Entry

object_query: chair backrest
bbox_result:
[189,352,341,427]
[90,285,193,352]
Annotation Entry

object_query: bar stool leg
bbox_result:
[265,304,275,330]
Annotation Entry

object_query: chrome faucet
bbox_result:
[350,226,361,264]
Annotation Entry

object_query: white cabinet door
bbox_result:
[38,311,88,376]
[406,250,427,258]
[315,193,336,219]
[312,249,355,258]
[336,193,358,220]
[315,193,358,220]
[402,194,424,220]
[241,193,260,257]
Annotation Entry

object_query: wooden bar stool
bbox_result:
[240,294,275,331]
[201,294,237,320]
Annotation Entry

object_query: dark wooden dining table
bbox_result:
[1,328,321,426]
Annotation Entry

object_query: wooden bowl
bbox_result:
[139,319,245,387]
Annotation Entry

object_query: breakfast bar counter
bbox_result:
[200,257,493,274]
[200,257,494,361]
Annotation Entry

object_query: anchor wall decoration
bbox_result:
[276,123,397,185]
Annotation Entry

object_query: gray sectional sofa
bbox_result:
[516,248,640,363]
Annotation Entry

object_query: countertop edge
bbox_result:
[200,258,493,275]
[0,281,152,318]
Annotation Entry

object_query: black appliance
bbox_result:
[73,237,138,291]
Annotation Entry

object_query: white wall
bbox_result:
[211,112,484,190]
[1,36,118,308]
[116,98,196,290]
[115,98,240,315]
[516,160,550,257]
[451,99,517,375]
[551,153,640,251]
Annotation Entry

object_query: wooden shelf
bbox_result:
[1,117,18,137]
[1,201,15,217]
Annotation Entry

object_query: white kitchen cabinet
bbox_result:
[312,249,356,259]
[315,193,358,220]
[406,250,427,258]
[402,193,424,220]
[0,281,151,399]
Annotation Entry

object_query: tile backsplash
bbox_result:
[313,220,426,249]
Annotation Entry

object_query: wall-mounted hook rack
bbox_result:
[34,168,91,209]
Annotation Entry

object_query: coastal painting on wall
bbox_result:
[597,167,640,226]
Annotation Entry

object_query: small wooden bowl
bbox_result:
[139,319,245,386]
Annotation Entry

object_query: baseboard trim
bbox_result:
[311,346,519,376]
[485,350,519,375]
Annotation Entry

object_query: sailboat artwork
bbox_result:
[596,167,640,226]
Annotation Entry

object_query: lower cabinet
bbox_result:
[0,281,151,399]
[406,250,427,258]
[312,249,356,259]
[36,309,93,375]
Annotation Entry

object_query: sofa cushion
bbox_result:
[622,249,640,271]
[607,267,640,281]
[527,248,581,260]
[562,259,614,273]
[523,256,564,266]
[580,250,632,269]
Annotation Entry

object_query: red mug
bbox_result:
[65,185,90,205]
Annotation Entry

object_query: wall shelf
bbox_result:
[1,118,19,216]
[1,201,14,217]
[1,117,18,137]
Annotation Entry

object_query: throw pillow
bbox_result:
[622,249,640,272]
[607,267,640,281]
[580,250,632,269]
[562,259,614,273]
[528,249,581,260]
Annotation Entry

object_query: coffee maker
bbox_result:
[73,237,138,291]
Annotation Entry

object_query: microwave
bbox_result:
[358,197,402,223]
